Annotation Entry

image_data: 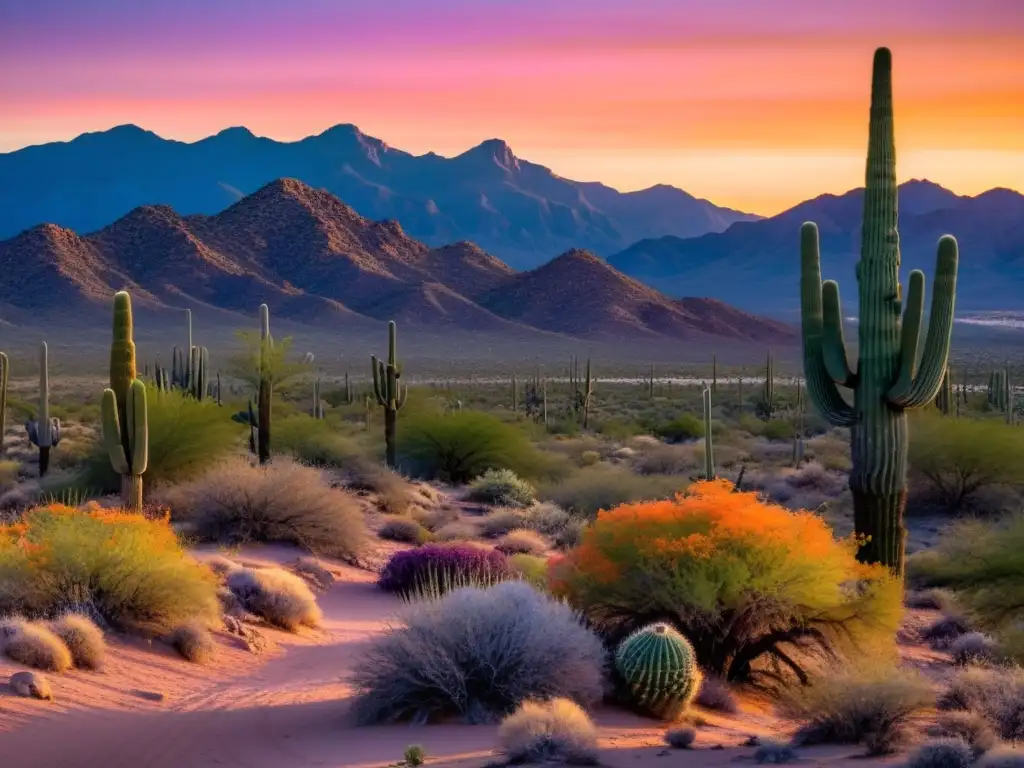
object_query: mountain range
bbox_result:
[0,124,757,268]
[608,180,1024,314]
[0,178,794,345]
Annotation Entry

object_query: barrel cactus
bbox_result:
[615,623,702,720]
[799,47,958,575]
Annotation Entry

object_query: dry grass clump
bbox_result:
[162,456,368,562]
[664,726,697,749]
[48,613,105,670]
[497,698,599,765]
[0,459,20,492]
[950,632,1000,666]
[204,554,240,579]
[906,588,957,611]
[226,567,322,631]
[377,515,431,545]
[494,529,548,556]
[480,507,528,538]
[350,581,606,724]
[905,739,975,768]
[782,669,933,755]
[168,621,217,664]
[466,469,536,508]
[696,676,739,713]
[432,521,479,542]
[526,502,572,536]
[927,711,998,757]
[539,466,686,517]
[633,443,701,476]
[938,666,1024,742]
[0,617,73,672]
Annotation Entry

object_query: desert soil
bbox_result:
[0,543,946,768]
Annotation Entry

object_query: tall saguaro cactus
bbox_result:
[702,387,715,480]
[101,291,149,510]
[257,303,273,464]
[371,320,407,468]
[26,342,61,476]
[799,48,958,575]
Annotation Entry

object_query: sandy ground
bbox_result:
[0,543,939,768]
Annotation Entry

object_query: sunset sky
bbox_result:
[1,0,1021,215]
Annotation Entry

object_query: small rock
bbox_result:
[10,671,53,701]
[133,689,166,702]
[744,736,763,747]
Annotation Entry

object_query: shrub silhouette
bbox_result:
[549,479,902,684]
[378,543,512,598]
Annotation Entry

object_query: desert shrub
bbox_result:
[509,554,549,589]
[466,469,536,508]
[951,632,1000,665]
[664,726,697,749]
[527,502,572,536]
[939,666,1024,742]
[271,415,360,467]
[579,450,601,467]
[550,480,902,684]
[48,613,105,670]
[498,698,600,765]
[749,461,848,511]
[909,412,1024,513]
[634,443,701,476]
[539,467,687,517]
[400,411,542,483]
[481,508,528,538]
[169,621,216,664]
[81,392,242,491]
[696,676,739,713]
[923,614,973,649]
[0,617,73,672]
[928,712,998,757]
[377,516,431,545]
[162,457,368,562]
[906,739,975,768]
[906,588,957,611]
[0,459,19,492]
[755,742,799,764]
[226,567,322,631]
[432,521,478,542]
[908,515,1024,636]
[0,504,219,635]
[351,581,606,724]
[655,415,704,443]
[978,749,1024,768]
[552,519,587,550]
[495,530,548,556]
[782,670,933,755]
[762,420,795,442]
[377,543,512,598]
[806,431,852,472]
[403,745,425,767]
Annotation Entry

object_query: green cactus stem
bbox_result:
[511,372,518,412]
[758,351,776,421]
[101,379,148,510]
[26,342,61,476]
[0,351,8,456]
[247,399,257,455]
[799,48,958,575]
[935,367,952,416]
[793,379,806,467]
[649,364,655,399]
[344,371,352,404]
[312,373,323,419]
[702,386,715,480]
[109,290,137,451]
[371,320,407,468]
[711,355,718,395]
[615,623,702,721]
[257,304,273,464]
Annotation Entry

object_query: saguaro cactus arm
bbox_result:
[101,389,129,475]
[821,281,856,386]
[800,223,858,427]
[886,236,959,408]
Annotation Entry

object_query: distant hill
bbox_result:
[0,179,793,344]
[608,180,1024,314]
[0,124,758,268]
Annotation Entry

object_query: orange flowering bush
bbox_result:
[549,480,902,684]
[0,503,219,635]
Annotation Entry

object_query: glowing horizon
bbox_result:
[2,0,1021,215]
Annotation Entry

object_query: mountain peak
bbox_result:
[458,138,519,171]
[551,247,603,266]
[213,126,256,140]
[317,123,365,139]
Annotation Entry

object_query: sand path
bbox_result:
[1,544,918,768]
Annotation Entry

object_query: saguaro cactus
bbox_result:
[371,320,407,468]
[26,342,61,476]
[0,351,7,455]
[935,368,952,416]
[101,292,149,510]
[702,386,715,480]
[257,304,273,464]
[799,48,958,575]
